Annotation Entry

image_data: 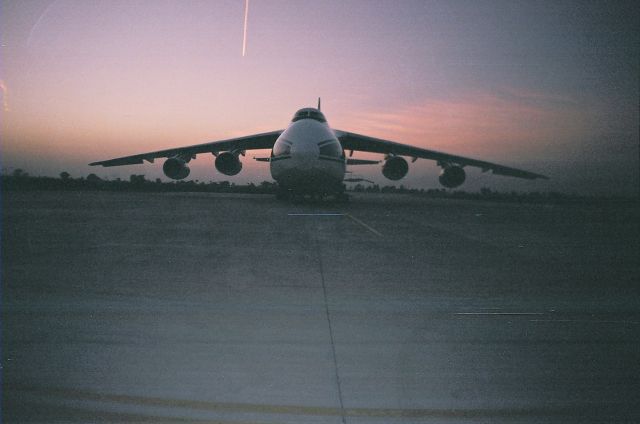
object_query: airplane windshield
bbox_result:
[292,109,326,123]
[319,141,343,158]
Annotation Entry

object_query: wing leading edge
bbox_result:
[335,130,548,180]
[90,130,283,167]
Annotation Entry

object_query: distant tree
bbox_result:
[13,168,29,178]
[59,171,70,180]
[86,173,101,183]
[129,174,146,185]
[366,184,380,193]
[259,181,276,191]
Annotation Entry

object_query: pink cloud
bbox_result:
[342,89,592,161]
[0,79,9,112]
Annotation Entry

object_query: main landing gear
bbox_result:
[275,185,349,203]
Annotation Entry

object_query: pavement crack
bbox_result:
[314,227,346,424]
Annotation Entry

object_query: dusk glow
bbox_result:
[1,1,638,194]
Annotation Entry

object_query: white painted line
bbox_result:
[286,212,383,237]
[455,312,545,315]
[287,213,345,216]
[345,213,383,237]
[530,319,639,325]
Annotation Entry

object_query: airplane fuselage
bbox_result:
[270,109,346,194]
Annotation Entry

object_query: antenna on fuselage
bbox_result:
[317,97,321,111]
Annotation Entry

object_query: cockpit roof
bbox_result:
[292,108,326,123]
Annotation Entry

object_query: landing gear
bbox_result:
[274,184,348,203]
[333,183,349,203]
[275,187,290,200]
[335,192,350,203]
[275,187,305,203]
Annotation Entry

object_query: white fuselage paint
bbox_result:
[269,111,346,193]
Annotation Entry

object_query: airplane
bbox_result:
[90,99,548,200]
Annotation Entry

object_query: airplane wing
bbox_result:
[90,130,283,167]
[335,130,548,180]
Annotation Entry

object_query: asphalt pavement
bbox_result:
[2,191,639,423]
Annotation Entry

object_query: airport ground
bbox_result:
[2,190,639,423]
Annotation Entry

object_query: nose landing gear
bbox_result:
[335,192,350,203]
[275,184,349,203]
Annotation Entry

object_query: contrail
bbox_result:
[242,0,249,56]
[27,0,60,48]
[0,79,9,111]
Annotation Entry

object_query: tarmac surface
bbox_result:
[2,191,639,423]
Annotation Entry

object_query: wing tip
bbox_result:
[527,171,550,180]
[489,166,549,180]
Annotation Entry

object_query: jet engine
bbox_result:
[439,165,466,188]
[215,151,243,176]
[382,156,409,181]
[163,157,190,180]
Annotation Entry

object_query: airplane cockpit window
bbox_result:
[292,109,326,123]
[309,111,326,122]
[319,141,343,158]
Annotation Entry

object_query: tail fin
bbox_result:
[317,97,321,111]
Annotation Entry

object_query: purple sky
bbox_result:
[1,0,638,194]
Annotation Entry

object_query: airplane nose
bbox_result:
[291,141,319,164]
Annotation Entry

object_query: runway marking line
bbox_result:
[530,319,639,325]
[287,213,344,216]
[286,212,383,237]
[344,213,383,237]
[455,312,545,315]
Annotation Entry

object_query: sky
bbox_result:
[1,0,638,195]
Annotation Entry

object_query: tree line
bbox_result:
[2,168,631,204]
[2,169,279,194]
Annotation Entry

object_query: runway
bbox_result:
[2,191,639,423]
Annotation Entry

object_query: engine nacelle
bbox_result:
[439,166,466,188]
[382,156,409,181]
[215,152,243,176]
[163,157,190,180]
